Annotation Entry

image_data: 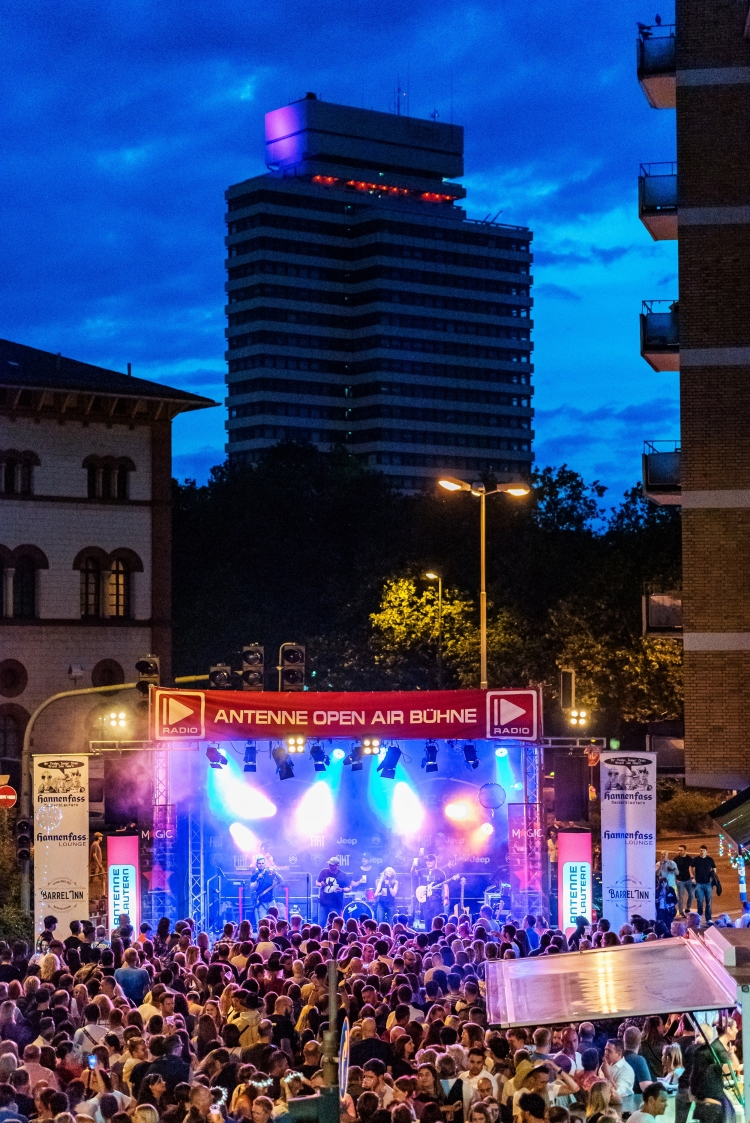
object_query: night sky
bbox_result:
[0,0,677,501]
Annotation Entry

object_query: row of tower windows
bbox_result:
[226,305,531,340]
[227,353,532,386]
[226,282,531,319]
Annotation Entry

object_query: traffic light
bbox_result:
[15,817,31,862]
[279,644,305,691]
[241,645,265,691]
[560,668,575,711]
[135,655,160,696]
[208,664,234,690]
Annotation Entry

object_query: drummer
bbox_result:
[375,866,398,924]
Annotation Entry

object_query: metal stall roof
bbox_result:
[485,938,738,1027]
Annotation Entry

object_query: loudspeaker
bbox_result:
[553,751,589,822]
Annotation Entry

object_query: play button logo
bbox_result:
[167,698,195,725]
[486,690,538,740]
[499,699,527,725]
[155,690,206,739]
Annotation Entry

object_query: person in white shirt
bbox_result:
[73,1004,108,1057]
[460,1049,499,1113]
[736,902,750,928]
[626,1083,669,1123]
[599,1039,635,1107]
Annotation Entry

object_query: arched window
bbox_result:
[0,451,39,496]
[80,557,100,618]
[13,557,36,618]
[108,559,130,617]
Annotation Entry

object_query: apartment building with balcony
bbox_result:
[637,3,750,787]
[224,95,535,491]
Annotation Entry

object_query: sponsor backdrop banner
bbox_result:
[33,755,89,935]
[600,752,657,926]
[508,803,545,915]
[151,687,539,742]
[557,829,593,934]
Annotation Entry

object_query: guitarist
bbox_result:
[413,851,447,931]
[248,856,282,927]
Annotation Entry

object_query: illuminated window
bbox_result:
[107,559,130,618]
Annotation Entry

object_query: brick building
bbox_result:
[224,95,534,491]
[0,339,215,777]
[638,3,750,786]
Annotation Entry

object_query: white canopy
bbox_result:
[485,937,739,1027]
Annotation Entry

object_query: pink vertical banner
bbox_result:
[107,835,141,934]
[557,829,592,935]
[508,803,545,915]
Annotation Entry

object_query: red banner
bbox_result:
[150,687,539,742]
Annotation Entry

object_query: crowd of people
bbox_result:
[0,904,739,1123]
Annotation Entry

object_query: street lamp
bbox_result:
[438,476,530,689]
[424,572,443,689]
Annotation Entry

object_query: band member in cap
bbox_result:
[374,866,398,924]
[413,850,447,930]
[315,856,351,925]
[249,855,282,926]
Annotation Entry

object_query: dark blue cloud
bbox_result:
[0,0,676,488]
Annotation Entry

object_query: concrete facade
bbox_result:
[225,95,534,491]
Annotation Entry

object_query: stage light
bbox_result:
[229,822,259,853]
[286,735,306,753]
[107,710,129,730]
[363,737,380,755]
[479,821,494,837]
[445,800,472,822]
[495,745,508,757]
[392,781,424,834]
[272,744,295,780]
[243,741,257,773]
[296,780,334,833]
[345,741,365,772]
[206,743,227,768]
[377,743,402,779]
[309,741,330,772]
[570,709,588,727]
[514,782,523,790]
[421,740,439,773]
[463,742,479,770]
[332,747,346,761]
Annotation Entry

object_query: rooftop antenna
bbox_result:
[450,72,453,125]
[490,209,503,223]
[430,109,440,121]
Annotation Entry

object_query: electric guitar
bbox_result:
[415,873,460,903]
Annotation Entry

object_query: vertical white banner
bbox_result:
[33,756,89,936]
[600,752,657,927]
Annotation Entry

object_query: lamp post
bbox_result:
[438,476,530,690]
[424,572,443,689]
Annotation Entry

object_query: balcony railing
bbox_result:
[642,439,681,505]
[637,23,676,109]
[638,162,677,240]
[642,589,683,636]
[641,299,679,371]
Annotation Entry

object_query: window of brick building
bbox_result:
[107,559,130,617]
[12,557,36,618]
[80,558,100,617]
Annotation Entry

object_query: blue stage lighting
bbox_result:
[421,740,439,773]
[377,743,402,780]
[463,741,479,770]
[243,741,257,773]
[495,744,508,757]
[345,741,365,772]
[332,747,346,761]
[206,744,227,769]
[272,744,295,780]
[309,741,330,772]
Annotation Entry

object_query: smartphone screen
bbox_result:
[88,1056,97,1069]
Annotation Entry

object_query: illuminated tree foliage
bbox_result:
[173,444,682,734]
